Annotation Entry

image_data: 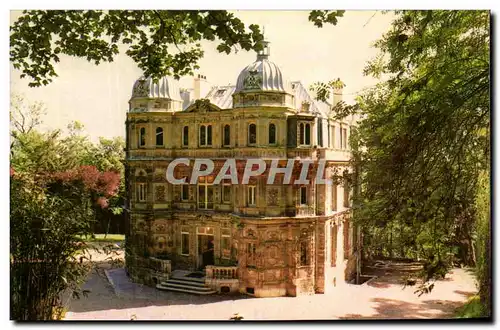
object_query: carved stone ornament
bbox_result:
[198,214,212,223]
[301,101,311,113]
[243,70,262,90]
[194,99,211,112]
[133,80,149,97]
[267,188,279,206]
[155,185,166,202]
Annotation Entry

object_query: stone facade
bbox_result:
[125,42,359,297]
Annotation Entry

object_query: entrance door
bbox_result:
[197,234,214,270]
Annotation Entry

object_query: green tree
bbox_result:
[10,98,123,320]
[312,10,490,306]
[10,10,344,87]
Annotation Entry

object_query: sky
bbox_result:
[10,10,395,141]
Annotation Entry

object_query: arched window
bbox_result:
[269,123,276,145]
[199,125,212,146]
[299,123,305,145]
[207,125,212,145]
[156,127,163,146]
[305,123,311,145]
[139,127,146,147]
[199,125,206,146]
[248,124,257,145]
[223,125,230,146]
[183,126,189,146]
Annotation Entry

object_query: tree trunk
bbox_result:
[479,228,491,316]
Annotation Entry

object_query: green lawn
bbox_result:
[79,234,125,243]
[455,296,486,318]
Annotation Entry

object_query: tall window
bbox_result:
[343,184,350,208]
[207,125,212,145]
[199,125,212,146]
[247,185,257,207]
[339,126,343,149]
[182,126,189,147]
[223,125,230,146]
[305,123,311,145]
[331,224,338,267]
[299,123,305,145]
[248,124,257,145]
[221,228,231,259]
[181,184,189,201]
[181,229,190,255]
[269,123,276,145]
[332,184,338,211]
[222,180,231,203]
[342,128,348,149]
[331,125,336,149]
[300,186,308,205]
[200,125,206,146]
[198,176,214,209]
[247,242,256,267]
[136,183,146,202]
[327,124,331,148]
[343,220,350,259]
[139,127,146,147]
[300,241,309,266]
[299,123,311,146]
[156,127,164,146]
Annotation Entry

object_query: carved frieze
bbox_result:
[155,185,166,202]
[267,188,279,206]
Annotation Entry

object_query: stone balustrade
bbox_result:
[287,148,315,159]
[149,257,171,274]
[205,265,238,280]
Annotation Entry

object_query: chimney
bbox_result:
[332,84,343,107]
[194,74,211,100]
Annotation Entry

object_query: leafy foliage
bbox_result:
[10,10,266,86]
[309,10,346,28]
[355,9,489,265]
[455,295,487,318]
[10,97,125,320]
[475,170,490,316]
[311,11,489,303]
[11,10,347,87]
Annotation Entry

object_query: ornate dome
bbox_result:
[234,41,292,94]
[131,76,182,101]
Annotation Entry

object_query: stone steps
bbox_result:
[156,275,216,295]
[167,278,207,287]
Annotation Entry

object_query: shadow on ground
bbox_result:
[67,262,252,314]
[339,297,466,319]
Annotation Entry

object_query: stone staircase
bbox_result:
[156,270,217,295]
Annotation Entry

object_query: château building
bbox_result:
[125,41,360,297]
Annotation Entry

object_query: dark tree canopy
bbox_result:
[10,10,345,87]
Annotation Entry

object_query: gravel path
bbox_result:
[65,259,477,320]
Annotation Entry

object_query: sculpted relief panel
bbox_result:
[155,184,166,202]
[267,188,279,206]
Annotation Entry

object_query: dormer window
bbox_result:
[215,89,226,97]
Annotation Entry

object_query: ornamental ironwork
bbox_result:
[243,70,262,90]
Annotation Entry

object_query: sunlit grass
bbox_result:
[78,234,125,243]
[455,296,486,318]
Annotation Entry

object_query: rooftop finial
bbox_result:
[257,25,270,61]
